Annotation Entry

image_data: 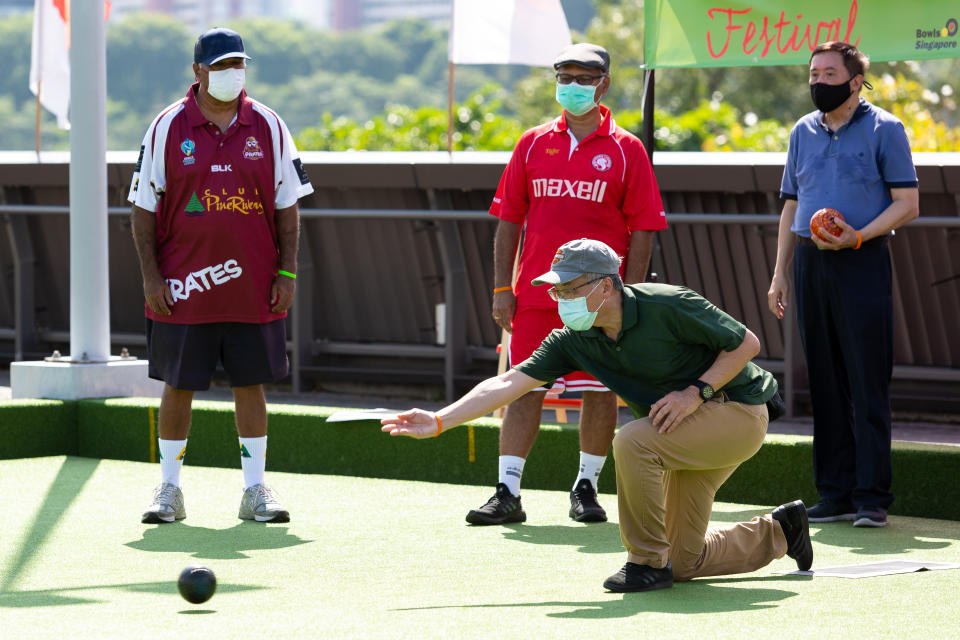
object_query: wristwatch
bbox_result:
[692,380,715,401]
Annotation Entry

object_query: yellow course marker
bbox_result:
[468,425,475,463]
[148,406,157,463]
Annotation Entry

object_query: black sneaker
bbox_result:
[853,506,888,528]
[806,500,856,522]
[772,499,814,571]
[569,479,608,523]
[465,483,526,525]
[603,561,674,593]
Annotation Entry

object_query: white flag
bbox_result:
[29,0,71,130]
[450,0,572,67]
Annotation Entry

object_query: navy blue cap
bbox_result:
[194,27,251,66]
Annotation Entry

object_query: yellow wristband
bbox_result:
[278,270,297,279]
[853,231,862,250]
[493,286,512,294]
[434,414,443,437]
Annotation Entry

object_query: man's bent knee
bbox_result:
[613,418,657,448]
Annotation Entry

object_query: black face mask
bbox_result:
[810,80,853,113]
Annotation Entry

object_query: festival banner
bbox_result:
[644,0,960,68]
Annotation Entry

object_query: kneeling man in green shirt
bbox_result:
[382,238,811,592]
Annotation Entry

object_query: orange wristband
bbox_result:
[493,286,512,294]
[853,231,863,250]
[434,414,443,436]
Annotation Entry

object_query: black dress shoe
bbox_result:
[603,561,674,593]
[772,499,814,571]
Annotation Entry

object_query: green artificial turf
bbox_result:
[2,456,959,639]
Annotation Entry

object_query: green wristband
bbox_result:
[278,270,297,280]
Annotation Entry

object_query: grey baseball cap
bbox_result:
[553,43,610,73]
[532,239,622,286]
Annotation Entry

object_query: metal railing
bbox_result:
[2,204,960,415]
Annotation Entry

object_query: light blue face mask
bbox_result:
[555,82,599,116]
[557,280,606,331]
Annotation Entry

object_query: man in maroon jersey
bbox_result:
[474,43,667,525]
[128,28,314,524]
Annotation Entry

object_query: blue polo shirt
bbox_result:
[780,99,918,237]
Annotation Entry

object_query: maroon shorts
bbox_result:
[509,306,609,393]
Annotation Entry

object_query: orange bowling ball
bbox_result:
[809,208,844,240]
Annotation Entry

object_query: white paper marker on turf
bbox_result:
[778,560,960,578]
[325,408,400,423]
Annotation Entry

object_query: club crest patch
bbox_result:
[243,136,264,160]
[552,249,565,265]
[591,153,612,172]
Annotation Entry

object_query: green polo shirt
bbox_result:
[515,283,778,418]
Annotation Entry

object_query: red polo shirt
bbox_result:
[128,84,313,324]
[490,105,666,309]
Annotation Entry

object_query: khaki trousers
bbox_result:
[612,398,787,581]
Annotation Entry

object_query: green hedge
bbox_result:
[0,399,77,458]
[2,398,958,520]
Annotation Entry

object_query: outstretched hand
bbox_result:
[381,409,442,439]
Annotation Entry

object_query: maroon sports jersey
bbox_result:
[128,84,313,324]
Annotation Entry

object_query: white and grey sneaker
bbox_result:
[238,484,290,523]
[142,483,186,524]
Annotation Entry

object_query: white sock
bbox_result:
[499,455,526,497]
[239,436,267,490]
[574,452,607,491]
[158,439,187,487]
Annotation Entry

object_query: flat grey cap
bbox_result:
[553,43,610,73]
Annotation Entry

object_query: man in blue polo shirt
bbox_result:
[384,239,810,593]
[767,41,919,528]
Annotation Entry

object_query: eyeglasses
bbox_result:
[547,278,603,301]
[555,72,606,86]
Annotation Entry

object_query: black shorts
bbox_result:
[146,319,289,390]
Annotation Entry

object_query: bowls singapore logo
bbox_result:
[916,18,958,51]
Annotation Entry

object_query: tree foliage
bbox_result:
[0,8,958,153]
[296,84,524,151]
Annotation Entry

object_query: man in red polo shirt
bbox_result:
[128,27,313,524]
[473,43,667,525]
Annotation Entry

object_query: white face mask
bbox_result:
[206,67,245,102]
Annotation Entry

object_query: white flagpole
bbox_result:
[33,0,42,160]
[34,79,41,159]
[447,60,455,155]
[447,0,455,155]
